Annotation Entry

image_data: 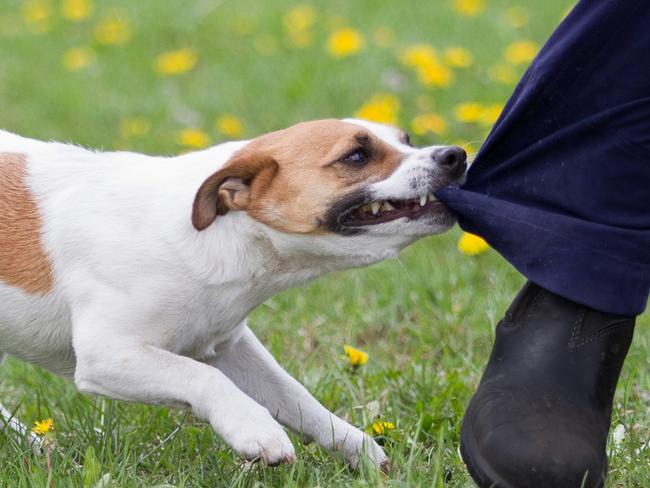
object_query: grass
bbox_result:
[1,0,648,486]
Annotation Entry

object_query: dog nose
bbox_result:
[432,146,467,178]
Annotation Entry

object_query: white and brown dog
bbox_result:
[0,118,466,469]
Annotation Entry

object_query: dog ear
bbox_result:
[192,152,278,231]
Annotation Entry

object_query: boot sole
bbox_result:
[460,423,607,488]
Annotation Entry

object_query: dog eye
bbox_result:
[341,149,368,165]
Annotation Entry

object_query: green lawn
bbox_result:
[1,0,648,486]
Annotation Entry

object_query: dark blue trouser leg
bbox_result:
[436,0,650,316]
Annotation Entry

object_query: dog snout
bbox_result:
[431,146,467,179]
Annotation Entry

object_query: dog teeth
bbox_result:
[381,201,395,211]
[371,202,381,215]
[428,192,436,202]
[361,204,372,212]
[419,194,427,207]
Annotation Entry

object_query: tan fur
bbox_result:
[0,153,54,294]
[193,119,404,233]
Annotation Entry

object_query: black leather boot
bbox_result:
[460,282,635,488]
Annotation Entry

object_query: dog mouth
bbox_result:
[342,192,447,227]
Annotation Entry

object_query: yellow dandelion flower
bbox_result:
[454,102,485,123]
[372,26,395,49]
[62,0,93,22]
[344,345,368,366]
[119,117,150,139]
[283,4,316,32]
[327,28,365,58]
[355,93,400,125]
[178,129,210,149]
[94,10,132,45]
[63,47,95,72]
[452,0,485,16]
[400,44,453,88]
[411,113,448,137]
[503,6,529,29]
[22,0,51,34]
[284,5,315,48]
[371,420,396,435]
[480,103,503,126]
[417,62,454,88]
[154,48,198,76]
[215,115,244,139]
[489,62,518,85]
[443,46,473,68]
[504,40,539,65]
[32,418,54,436]
[400,44,438,69]
[458,232,489,255]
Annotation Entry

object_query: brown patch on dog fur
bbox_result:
[193,119,404,233]
[0,153,54,294]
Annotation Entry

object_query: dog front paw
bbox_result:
[339,429,388,471]
[216,408,295,466]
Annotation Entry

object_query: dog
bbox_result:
[0,118,466,469]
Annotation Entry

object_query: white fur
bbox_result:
[0,120,461,468]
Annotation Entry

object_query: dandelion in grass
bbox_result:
[178,129,210,149]
[284,4,316,32]
[480,104,504,126]
[504,40,539,65]
[120,117,150,139]
[400,44,453,88]
[155,49,198,76]
[503,6,529,29]
[63,47,95,72]
[489,62,518,85]
[418,62,453,88]
[355,93,400,125]
[22,0,52,34]
[344,345,368,367]
[458,232,489,255]
[454,102,485,123]
[452,0,485,17]
[411,113,448,137]
[216,115,244,139]
[443,46,473,68]
[400,44,438,69]
[94,10,132,45]
[284,4,316,48]
[370,420,396,436]
[32,418,54,436]
[62,0,93,22]
[327,28,365,58]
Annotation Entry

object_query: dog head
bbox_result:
[192,118,466,262]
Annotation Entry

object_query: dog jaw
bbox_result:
[193,118,464,265]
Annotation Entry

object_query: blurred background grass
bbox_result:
[1,0,648,486]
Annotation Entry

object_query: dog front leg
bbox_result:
[210,326,387,470]
[0,353,43,450]
[72,325,295,465]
